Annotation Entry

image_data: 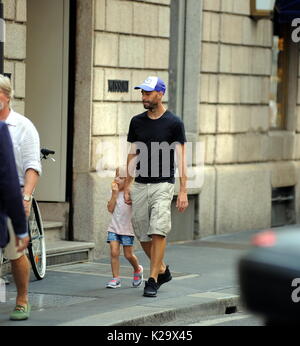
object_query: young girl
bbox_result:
[106,167,143,289]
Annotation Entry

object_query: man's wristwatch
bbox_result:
[23,194,33,202]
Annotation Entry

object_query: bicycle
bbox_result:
[27,148,55,280]
[0,148,55,281]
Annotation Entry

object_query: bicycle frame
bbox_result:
[27,148,55,280]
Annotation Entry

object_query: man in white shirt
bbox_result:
[0,74,41,320]
[5,109,41,216]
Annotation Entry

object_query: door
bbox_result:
[25,0,69,202]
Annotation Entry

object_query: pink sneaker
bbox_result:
[132,265,144,288]
[106,278,121,289]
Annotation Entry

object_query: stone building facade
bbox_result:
[3,0,26,115]
[199,0,300,237]
[73,0,171,257]
[3,0,300,258]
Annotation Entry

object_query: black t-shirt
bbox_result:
[127,110,187,184]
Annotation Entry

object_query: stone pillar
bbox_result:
[73,0,94,243]
[3,0,27,114]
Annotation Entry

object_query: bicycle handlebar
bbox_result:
[41,148,55,159]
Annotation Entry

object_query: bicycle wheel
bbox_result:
[28,198,46,280]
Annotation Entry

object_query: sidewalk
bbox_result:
[0,226,294,326]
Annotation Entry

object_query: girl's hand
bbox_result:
[111,181,119,193]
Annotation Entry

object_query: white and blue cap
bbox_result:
[134,76,166,94]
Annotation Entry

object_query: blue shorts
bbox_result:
[107,232,134,246]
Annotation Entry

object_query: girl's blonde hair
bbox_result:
[0,74,14,104]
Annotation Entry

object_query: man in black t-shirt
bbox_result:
[124,76,188,297]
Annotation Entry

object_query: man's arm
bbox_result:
[176,143,189,213]
[21,123,41,216]
[107,182,119,213]
[23,168,39,217]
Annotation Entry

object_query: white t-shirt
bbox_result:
[107,191,134,236]
[5,109,42,186]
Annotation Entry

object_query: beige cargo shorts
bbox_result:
[130,182,175,242]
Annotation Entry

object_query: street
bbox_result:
[0,238,247,326]
[1,228,295,327]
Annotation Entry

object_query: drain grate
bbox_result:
[225,306,237,314]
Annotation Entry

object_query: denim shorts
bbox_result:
[107,232,134,246]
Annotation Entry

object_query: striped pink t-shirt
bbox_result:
[107,191,134,236]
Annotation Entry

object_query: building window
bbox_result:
[269,23,290,129]
[271,186,295,227]
[250,0,276,19]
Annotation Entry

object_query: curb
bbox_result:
[111,295,241,326]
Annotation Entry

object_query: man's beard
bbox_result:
[143,102,157,110]
[0,102,4,111]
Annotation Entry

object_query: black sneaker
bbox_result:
[143,278,159,297]
[157,265,172,287]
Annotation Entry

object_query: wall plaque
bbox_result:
[108,80,129,93]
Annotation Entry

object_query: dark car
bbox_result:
[238,229,300,326]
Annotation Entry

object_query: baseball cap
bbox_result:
[134,76,166,94]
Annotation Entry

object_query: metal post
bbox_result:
[182,0,202,136]
[168,0,202,135]
[168,0,186,119]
